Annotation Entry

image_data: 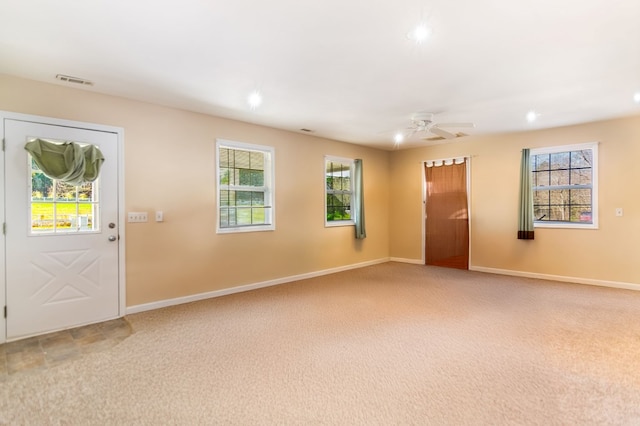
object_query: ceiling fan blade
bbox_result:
[429,126,457,139]
[436,122,475,128]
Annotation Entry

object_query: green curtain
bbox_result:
[518,148,535,240]
[354,159,366,239]
[25,139,105,185]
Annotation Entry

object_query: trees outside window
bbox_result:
[325,156,354,226]
[531,142,598,229]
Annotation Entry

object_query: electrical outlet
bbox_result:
[128,212,148,223]
[615,208,623,217]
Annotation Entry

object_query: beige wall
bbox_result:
[0,74,390,306]
[390,114,640,284]
[3,72,639,306]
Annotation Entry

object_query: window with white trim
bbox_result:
[531,142,598,229]
[216,139,274,233]
[325,156,354,226]
[29,156,100,235]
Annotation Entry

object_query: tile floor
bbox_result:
[0,317,132,380]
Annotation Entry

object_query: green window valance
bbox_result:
[24,138,105,185]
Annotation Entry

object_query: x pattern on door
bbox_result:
[30,249,101,305]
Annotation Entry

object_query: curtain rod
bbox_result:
[420,155,470,165]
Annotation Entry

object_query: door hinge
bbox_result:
[2,223,5,235]
[3,306,6,319]
[2,138,4,151]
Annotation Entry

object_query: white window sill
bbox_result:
[325,220,354,228]
[534,222,598,230]
[217,224,275,234]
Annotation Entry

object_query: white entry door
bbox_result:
[4,118,121,340]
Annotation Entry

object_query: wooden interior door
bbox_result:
[425,160,469,270]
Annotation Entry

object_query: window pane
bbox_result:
[235,150,250,169]
[219,148,230,168]
[250,170,264,186]
[220,190,230,206]
[220,168,230,185]
[534,206,550,221]
[534,155,550,172]
[32,203,55,233]
[252,208,265,224]
[75,207,94,230]
[550,169,569,185]
[227,208,237,226]
[549,152,569,169]
[78,181,94,201]
[31,172,52,200]
[533,189,549,205]
[571,150,592,168]
[236,191,252,206]
[569,188,591,205]
[549,205,569,221]
[570,168,591,185]
[339,176,351,191]
[220,208,229,227]
[236,207,252,225]
[239,169,252,186]
[251,192,264,206]
[574,207,592,223]
[56,181,77,201]
[548,189,569,204]
[326,176,334,190]
[533,170,549,187]
[250,151,264,170]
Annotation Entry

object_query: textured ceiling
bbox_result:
[1,0,639,149]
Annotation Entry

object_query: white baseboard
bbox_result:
[126,258,390,315]
[470,266,640,292]
[389,257,424,265]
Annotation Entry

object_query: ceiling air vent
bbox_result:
[423,132,468,142]
[55,74,94,86]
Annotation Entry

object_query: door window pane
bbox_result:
[29,154,100,235]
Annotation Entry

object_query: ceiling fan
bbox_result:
[401,112,475,141]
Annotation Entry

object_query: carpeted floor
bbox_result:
[1,262,640,425]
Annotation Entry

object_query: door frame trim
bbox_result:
[421,156,472,265]
[0,111,126,344]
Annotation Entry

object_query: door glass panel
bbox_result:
[55,180,77,201]
[28,152,100,235]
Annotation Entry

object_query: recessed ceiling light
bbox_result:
[394,133,404,144]
[526,110,538,123]
[248,91,262,109]
[634,92,640,104]
[407,23,431,44]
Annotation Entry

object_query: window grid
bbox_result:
[217,141,274,232]
[29,157,99,235]
[325,158,353,224]
[531,149,593,224]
